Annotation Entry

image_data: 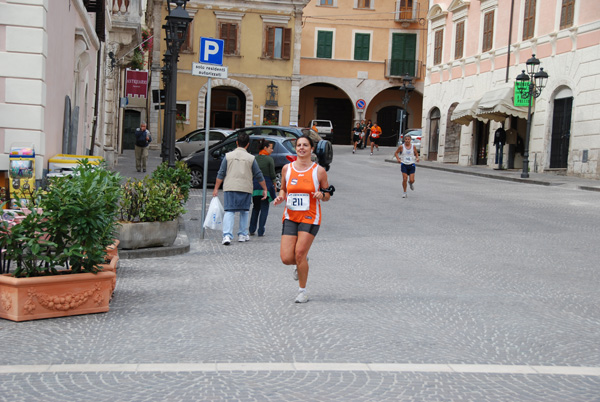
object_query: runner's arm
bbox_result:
[394,145,403,163]
[273,164,288,206]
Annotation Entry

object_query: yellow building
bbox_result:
[299,0,428,144]
[148,0,309,142]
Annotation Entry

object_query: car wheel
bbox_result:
[175,149,182,161]
[189,166,203,188]
[275,171,282,192]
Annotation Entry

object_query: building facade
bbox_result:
[299,0,428,145]
[148,0,309,144]
[423,0,600,179]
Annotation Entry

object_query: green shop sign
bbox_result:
[514,82,530,107]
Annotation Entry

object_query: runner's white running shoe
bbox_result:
[402,193,407,198]
[295,291,309,303]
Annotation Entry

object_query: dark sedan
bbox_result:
[183,135,298,189]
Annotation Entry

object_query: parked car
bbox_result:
[398,128,422,152]
[224,126,333,171]
[310,119,334,141]
[183,135,298,189]
[174,128,234,160]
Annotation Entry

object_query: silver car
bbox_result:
[399,128,422,152]
[175,128,234,160]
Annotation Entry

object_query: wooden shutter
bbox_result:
[220,23,238,55]
[434,30,443,65]
[265,27,275,58]
[560,0,574,29]
[354,33,370,61]
[455,21,464,59]
[482,11,494,52]
[523,0,536,40]
[282,28,292,60]
[317,31,333,58]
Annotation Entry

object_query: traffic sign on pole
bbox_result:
[356,99,366,109]
[199,37,224,65]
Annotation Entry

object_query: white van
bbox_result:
[310,120,334,141]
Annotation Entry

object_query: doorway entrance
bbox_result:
[475,120,490,165]
[428,108,440,160]
[122,110,141,150]
[210,87,245,129]
[377,106,405,146]
[550,96,572,169]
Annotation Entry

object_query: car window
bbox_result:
[212,138,237,157]
[282,139,296,153]
[189,132,205,142]
[209,131,225,141]
[247,139,260,155]
[258,128,281,137]
[280,129,298,138]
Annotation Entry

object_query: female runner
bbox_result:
[273,135,331,303]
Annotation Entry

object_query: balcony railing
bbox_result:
[110,0,141,27]
[385,59,424,80]
[395,0,420,22]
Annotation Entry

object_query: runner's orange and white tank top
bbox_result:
[283,162,321,225]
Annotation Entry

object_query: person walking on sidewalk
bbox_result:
[134,123,152,172]
[212,133,268,245]
[273,135,333,303]
[352,122,362,153]
[394,134,420,198]
[249,139,276,237]
[369,122,382,155]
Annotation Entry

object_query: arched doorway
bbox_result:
[210,87,246,129]
[377,106,405,146]
[299,83,353,144]
[428,108,440,160]
[444,103,461,163]
[550,87,573,169]
[122,110,141,150]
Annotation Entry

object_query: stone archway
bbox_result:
[197,79,254,129]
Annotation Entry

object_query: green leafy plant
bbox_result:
[119,177,185,223]
[0,160,123,277]
[151,161,191,203]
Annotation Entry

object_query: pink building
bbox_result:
[422,0,600,178]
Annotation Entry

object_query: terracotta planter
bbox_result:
[105,239,120,259]
[117,220,178,250]
[0,270,116,322]
[100,255,119,296]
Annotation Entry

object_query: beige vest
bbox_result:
[223,147,255,193]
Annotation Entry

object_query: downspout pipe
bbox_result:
[89,46,102,155]
[505,0,516,83]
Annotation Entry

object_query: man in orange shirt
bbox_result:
[369,122,382,155]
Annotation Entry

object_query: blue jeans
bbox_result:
[249,197,270,236]
[223,210,249,238]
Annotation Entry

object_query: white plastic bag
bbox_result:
[203,197,224,230]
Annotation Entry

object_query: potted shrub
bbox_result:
[0,161,121,322]
[117,161,190,250]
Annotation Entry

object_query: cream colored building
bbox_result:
[299,0,428,145]
[423,0,600,179]
[148,0,309,143]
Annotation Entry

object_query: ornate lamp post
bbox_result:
[515,54,549,178]
[162,0,192,167]
[398,74,415,144]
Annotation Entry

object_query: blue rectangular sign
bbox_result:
[199,38,224,66]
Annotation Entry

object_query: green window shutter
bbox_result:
[391,33,416,76]
[354,33,370,61]
[317,31,333,59]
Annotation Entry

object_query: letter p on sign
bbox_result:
[200,38,224,66]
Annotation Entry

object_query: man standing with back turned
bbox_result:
[213,133,268,245]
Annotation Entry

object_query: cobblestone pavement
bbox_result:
[1,146,599,401]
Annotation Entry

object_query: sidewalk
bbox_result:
[384,155,600,192]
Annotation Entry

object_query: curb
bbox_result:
[117,218,190,260]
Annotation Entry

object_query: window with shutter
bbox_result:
[354,33,370,61]
[560,0,574,29]
[317,31,333,59]
[180,21,194,52]
[357,0,371,8]
[523,0,536,40]
[220,23,238,55]
[264,26,292,60]
[482,11,494,52]
[455,21,464,59]
[434,30,443,65]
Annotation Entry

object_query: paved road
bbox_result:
[1,146,599,401]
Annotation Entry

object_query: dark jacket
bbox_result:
[135,129,152,147]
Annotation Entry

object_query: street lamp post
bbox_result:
[162,0,192,168]
[398,74,415,145]
[515,54,549,178]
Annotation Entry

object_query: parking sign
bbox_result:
[200,38,224,66]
